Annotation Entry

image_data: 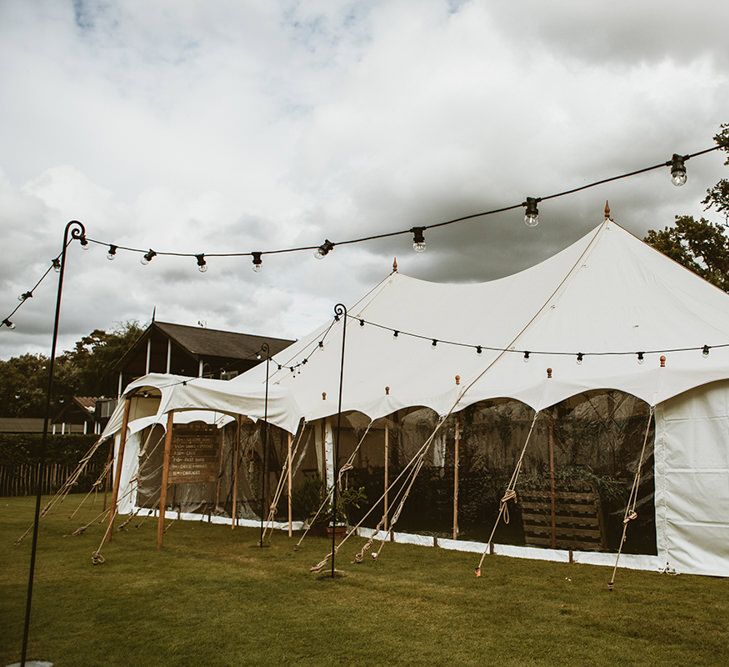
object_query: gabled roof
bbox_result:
[114,321,295,372]
[73,396,97,413]
[152,321,294,359]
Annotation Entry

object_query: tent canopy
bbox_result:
[114,219,729,434]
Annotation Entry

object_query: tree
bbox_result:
[55,321,144,398]
[644,124,729,292]
[0,320,143,417]
[0,353,49,417]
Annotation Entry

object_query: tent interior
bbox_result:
[101,218,729,578]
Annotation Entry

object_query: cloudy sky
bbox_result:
[1,0,727,359]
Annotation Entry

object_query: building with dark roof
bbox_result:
[52,396,98,434]
[112,320,294,396]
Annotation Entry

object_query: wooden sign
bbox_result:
[169,423,220,484]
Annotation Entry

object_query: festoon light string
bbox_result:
[0,145,719,332]
[348,314,728,364]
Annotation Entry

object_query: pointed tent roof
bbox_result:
[133,218,729,434]
[223,219,729,424]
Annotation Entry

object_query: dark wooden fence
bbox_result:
[0,461,105,497]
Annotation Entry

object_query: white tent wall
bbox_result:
[655,380,729,576]
[115,431,140,515]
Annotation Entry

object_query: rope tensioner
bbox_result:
[500,489,518,524]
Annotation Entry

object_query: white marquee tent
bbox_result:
[103,218,729,577]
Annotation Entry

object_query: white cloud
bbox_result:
[0,0,727,359]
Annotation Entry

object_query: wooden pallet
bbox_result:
[518,486,606,551]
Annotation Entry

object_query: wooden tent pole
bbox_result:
[548,415,557,549]
[452,417,461,540]
[383,424,389,531]
[232,416,240,530]
[157,411,174,550]
[214,428,225,510]
[106,398,131,543]
[287,432,293,537]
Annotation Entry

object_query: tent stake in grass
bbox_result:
[19,219,85,667]
[331,303,348,578]
[157,411,174,549]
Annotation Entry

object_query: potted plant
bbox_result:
[326,485,367,536]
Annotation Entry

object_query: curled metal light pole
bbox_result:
[20,220,85,666]
[259,342,270,546]
[331,303,347,577]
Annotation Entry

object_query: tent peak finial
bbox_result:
[604,201,611,220]
[392,257,398,273]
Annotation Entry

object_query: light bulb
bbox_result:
[315,240,334,259]
[107,245,117,261]
[52,259,61,273]
[637,352,645,365]
[670,154,687,187]
[523,351,530,363]
[576,353,584,365]
[411,227,426,253]
[252,252,263,272]
[702,345,710,358]
[671,171,687,187]
[198,264,207,273]
[524,197,539,227]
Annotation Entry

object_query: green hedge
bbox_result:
[0,433,105,466]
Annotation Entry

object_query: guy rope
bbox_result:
[608,406,655,590]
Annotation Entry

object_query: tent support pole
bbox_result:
[232,416,240,529]
[287,432,293,537]
[548,415,557,549]
[453,417,461,540]
[259,343,270,546]
[157,411,174,550]
[383,424,389,532]
[331,304,348,578]
[106,397,131,543]
[214,429,224,510]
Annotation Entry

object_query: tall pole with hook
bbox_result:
[331,303,347,577]
[20,220,85,666]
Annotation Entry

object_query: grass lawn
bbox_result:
[1,495,728,666]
